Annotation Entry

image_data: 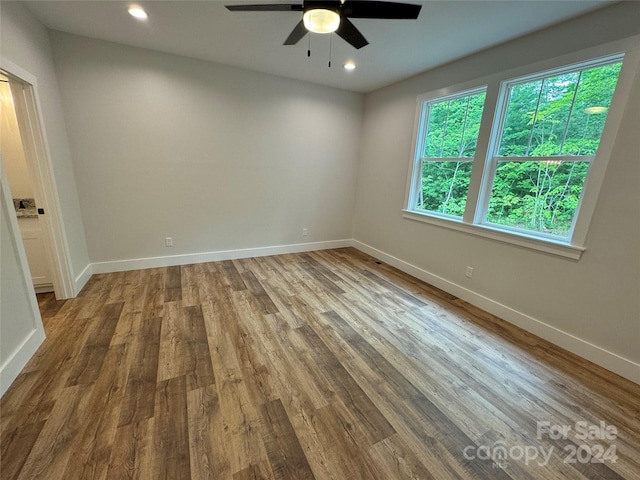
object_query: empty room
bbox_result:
[1,1,639,479]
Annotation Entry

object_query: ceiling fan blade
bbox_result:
[341,1,421,19]
[225,3,303,12]
[284,20,308,45]
[335,18,368,49]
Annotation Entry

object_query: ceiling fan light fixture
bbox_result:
[303,8,340,34]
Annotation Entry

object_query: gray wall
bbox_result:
[0,2,90,280]
[353,2,640,374]
[0,2,87,394]
[49,32,363,264]
[1,166,45,395]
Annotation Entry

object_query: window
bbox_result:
[412,88,486,218]
[483,59,623,238]
[405,53,626,255]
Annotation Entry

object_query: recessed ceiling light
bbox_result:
[128,6,148,20]
[344,62,356,71]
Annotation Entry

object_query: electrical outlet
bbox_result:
[465,266,474,278]
[302,228,308,236]
[165,236,173,247]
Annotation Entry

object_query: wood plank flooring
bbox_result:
[2,247,639,479]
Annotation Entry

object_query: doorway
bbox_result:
[1,73,53,293]
[0,66,74,299]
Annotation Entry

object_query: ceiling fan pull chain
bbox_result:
[308,34,311,57]
[328,34,332,67]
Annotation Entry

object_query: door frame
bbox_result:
[1,58,75,299]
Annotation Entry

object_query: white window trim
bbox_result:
[403,38,640,260]
[402,209,585,259]
[477,53,624,242]
[410,87,487,219]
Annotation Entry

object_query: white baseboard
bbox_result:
[34,283,54,294]
[0,327,46,397]
[352,240,640,385]
[73,263,94,295]
[91,239,352,274]
[71,237,639,384]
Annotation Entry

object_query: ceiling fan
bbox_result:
[225,1,422,49]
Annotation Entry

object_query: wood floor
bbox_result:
[1,248,639,479]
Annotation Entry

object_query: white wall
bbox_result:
[0,1,90,285]
[0,2,90,396]
[353,2,640,381]
[49,32,363,266]
[1,160,46,396]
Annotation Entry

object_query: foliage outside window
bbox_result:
[414,89,486,218]
[407,54,624,247]
[485,60,622,237]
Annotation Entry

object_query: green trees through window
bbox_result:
[488,61,622,236]
[418,161,473,216]
[411,57,623,240]
[416,90,486,216]
[424,92,486,158]
[487,160,590,236]
[497,63,621,157]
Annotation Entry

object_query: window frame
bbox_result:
[403,42,639,260]
[409,87,488,220]
[477,55,624,240]
[478,155,594,242]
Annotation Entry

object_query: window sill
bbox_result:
[402,210,585,260]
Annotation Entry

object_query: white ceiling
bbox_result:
[24,0,614,93]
